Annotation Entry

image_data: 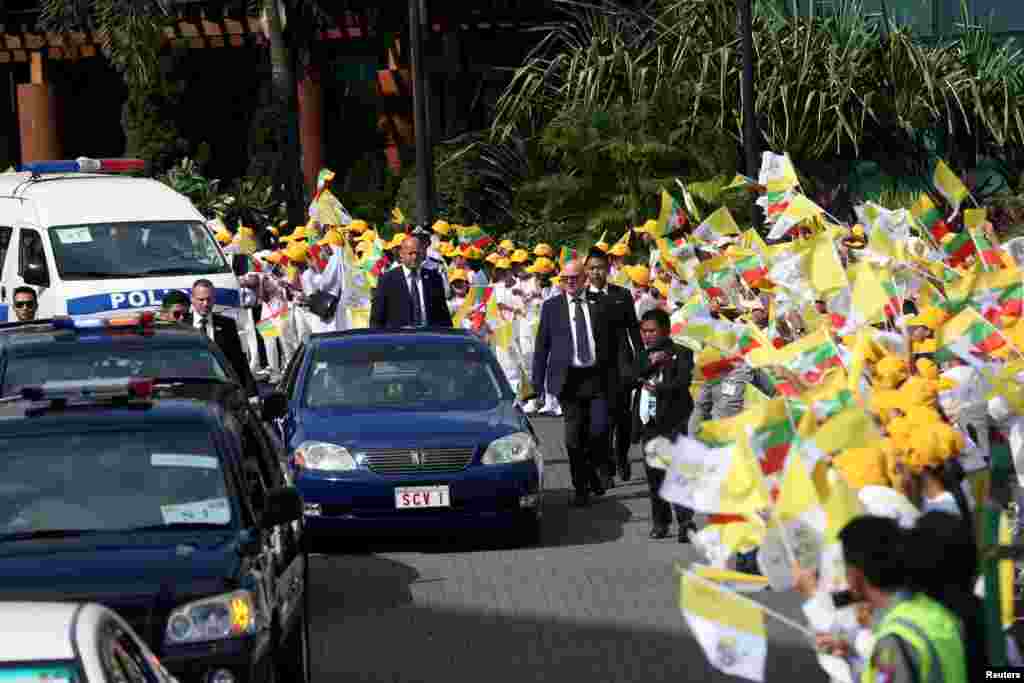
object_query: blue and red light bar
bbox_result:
[17,157,146,174]
[51,311,157,331]
[20,377,155,402]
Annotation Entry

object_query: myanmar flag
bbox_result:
[737,327,762,355]
[965,208,1004,270]
[934,308,1005,364]
[695,254,735,299]
[733,252,768,286]
[453,286,494,329]
[949,265,1024,324]
[747,329,842,395]
[911,193,951,243]
[455,224,494,249]
[941,229,976,267]
[257,308,290,339]
[656,188,689,237]
[558,246,577,270]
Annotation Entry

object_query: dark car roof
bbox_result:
[0,321,209,356]
[310,327,481,348]
[0,397,225,437]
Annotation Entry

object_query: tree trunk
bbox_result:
[264,0,307,227]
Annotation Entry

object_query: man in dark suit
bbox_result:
[187,279,258,396]
[532,259,619,507]
[623,308,697,542]
[370,234,453,328]
[585,246,643,485]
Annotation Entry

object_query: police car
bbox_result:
[0,158,242,322]
[0,601,178,682]
[0,377,308,683]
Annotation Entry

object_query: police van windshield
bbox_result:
[48,221,230,280]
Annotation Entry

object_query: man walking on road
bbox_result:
[624,309,697,541]
[370,234,453,329]
[187,279,257,396]
[532,259,620,507]
[585,247,643,485]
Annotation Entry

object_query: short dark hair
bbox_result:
[838,516,906,591]
[641,308,671,331]
[192,278,215,292]
[161,290,191,309]
[12,286,36,302]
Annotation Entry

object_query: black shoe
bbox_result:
[678,523,697,544]
[618,462,632,481]
[571,492,591,507]
[649,526,669,539]
[590,478,606,497]
[603,473,615,490]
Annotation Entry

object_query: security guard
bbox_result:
[414,225,451,299]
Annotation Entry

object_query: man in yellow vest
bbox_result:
[835,517,968,683]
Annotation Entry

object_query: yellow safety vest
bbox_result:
[862,593,968,683]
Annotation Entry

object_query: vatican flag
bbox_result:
[680,570,767,681]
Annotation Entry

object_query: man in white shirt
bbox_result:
[188,278,257,395]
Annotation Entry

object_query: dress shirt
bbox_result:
[191,306,214,337]
[402,265,427,322]
[639,370,662,424]
[566,293,597,368]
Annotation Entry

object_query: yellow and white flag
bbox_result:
[680,571,767,682]
[659,437,769,515]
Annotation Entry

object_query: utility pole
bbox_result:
[409,0,436,226]
[739,0,760,227]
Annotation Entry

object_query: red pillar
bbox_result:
[17,53,61,163]
[298,69,323,196]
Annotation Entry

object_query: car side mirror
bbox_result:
[23,262,48,287]
[261,391,288,422]
[261,486,303,529]
[232,254,249,276]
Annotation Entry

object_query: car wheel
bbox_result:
[275,610,310,683]
[515,512,541,548]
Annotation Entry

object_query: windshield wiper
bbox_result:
[0,528,101,542]
[127,522,228,532]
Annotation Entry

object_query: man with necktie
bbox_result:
[370,234,453,328]
[186,279,257,396]
[532,259,620,507]
[585,246,643,486]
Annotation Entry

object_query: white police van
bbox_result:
[0,158,242,322]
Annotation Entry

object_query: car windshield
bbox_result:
[303,341,511,409]
[0,661,82,682]
[0,429,233,537]
[2,346,230,393]
[48,221,229,280]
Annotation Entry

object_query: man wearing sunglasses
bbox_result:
[11,287,38,322]
[158,290,191,323]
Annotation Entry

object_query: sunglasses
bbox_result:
[13,301,36,309]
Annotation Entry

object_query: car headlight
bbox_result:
[164,590,266,646]
[482,432,540,465]
[293,441,357,471]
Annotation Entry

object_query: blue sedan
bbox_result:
[279,329,543,545]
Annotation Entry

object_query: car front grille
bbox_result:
[361,447,475,475]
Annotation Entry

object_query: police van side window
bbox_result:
[19,229,48,286]
[0,227,11,274]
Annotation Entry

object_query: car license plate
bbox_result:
[395,485,450,509]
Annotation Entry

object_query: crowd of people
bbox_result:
[203,154,1024,681]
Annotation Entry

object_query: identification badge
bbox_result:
[721,382,739,397]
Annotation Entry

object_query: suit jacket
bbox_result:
[369,266,453,329]
[186,312,258,396]
[623,341,695,443]
[587,282,643,371]
[531,293,618,399]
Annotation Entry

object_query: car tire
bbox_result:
[275,610,310,683]
[515,512,541,548]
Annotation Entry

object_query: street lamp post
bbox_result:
[409,0,436,227]
[739,0,760,226]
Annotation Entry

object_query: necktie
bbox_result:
[409,271,424,325]
[573,298,592,365]
[198,315,209,339]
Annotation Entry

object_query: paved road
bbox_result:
[308,416,826,683]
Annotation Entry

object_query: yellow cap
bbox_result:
[533,243,554,257]
[465,246,484,260]
[594,242,609,253]
[281,223,312,243]
[265,251,287,265]
[510,248,529,263]
[438,241,454,257]
[550,275,562,286]
[499,239,515,251]
[215,228,233,245]
[347,219,369,233]
[432,220,451,236]
[906,306,949,331]
[485,252,501,264]
[526,257,556,274]
[357,229,378,243]
[388,233,409,249]
[449,268,468,283]
[627,265,650,287]
[637,219,658,234]
[495,258,512,270]
[609,243,630,257]
[318,229,345,247]
[285,242,309,264]
[267,226,280,237]
[653,280,669,298]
